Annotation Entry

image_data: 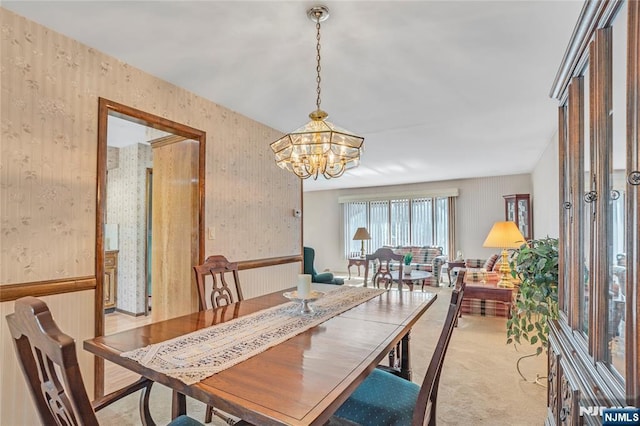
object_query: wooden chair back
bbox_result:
[6,296,100,426]
[454,269,466,291]
[8,298,197,426]
[193,256,245,424]
[412,286,465,426]
[364,248,404,289]
[193,255,243,311]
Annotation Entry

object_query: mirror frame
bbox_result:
[95,97,206,397]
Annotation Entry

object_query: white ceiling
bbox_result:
[3,1,584,192]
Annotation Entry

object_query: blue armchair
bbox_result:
[303,247,344,285]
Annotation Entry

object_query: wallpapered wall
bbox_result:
[0,8,301,284]
[0,8,301,425]
[106,143,153,314]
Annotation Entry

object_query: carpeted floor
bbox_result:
[97,280,547,425]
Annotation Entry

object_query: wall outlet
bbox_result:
[208,226,215,240]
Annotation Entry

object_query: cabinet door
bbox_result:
[516,197,530,240]
[503,194,531,240]
[604,4,628,381]
[506,198,516,222]
[580,57,593,338]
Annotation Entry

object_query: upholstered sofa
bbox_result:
[456,254,514,317]
[381,245,447,287]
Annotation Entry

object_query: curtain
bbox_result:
[411,198,433,246]
[447,196,456,260]
[343,202,367,257]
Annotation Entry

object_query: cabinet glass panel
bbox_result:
[606,2,627,380]
[506,199,516,222]
[581,61,591,336]
[561,106,570,314]
[517,199,529,239]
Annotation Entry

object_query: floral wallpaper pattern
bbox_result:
[1,8,301,287]
[1,9,302,424]
[106,143,152,314]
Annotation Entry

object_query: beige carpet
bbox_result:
[97,282,547,425]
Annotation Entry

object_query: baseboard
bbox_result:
[115,307,146,317]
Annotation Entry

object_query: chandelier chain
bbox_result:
[269,6,364,180]
[315,19,322,110]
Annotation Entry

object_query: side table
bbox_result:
[446,261,466,286]
[389,270,432,291]
[347,257,367,279]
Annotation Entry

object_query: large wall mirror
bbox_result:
[95,98,205,397]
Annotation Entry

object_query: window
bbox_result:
[343,196,451,258]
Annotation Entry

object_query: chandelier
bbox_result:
[270,6,364,180]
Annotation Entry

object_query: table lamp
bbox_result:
[352,227,371,258]
[482,221,525,288]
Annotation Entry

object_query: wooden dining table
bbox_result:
[84,284,437,426]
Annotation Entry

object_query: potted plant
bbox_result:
[506,237,559,379]
[403,253,413,275]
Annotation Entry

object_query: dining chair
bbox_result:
[193,255,244,311]
[333,286,465,426]
[192,255,243,423]
[363,248,404,289]
[5,296,202,426]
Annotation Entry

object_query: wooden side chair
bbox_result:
[192,255,243,423]
[333,286,465,426]
[364,248,404,289]
[5,296,202,426]
[194,255,244,311]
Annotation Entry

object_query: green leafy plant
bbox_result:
[403,253,413,265]
[506,237,559,356]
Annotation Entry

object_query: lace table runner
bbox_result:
[121,286,385,385]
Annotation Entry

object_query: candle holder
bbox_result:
[283,290,325,314]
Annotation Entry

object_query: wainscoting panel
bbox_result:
[0,290,95,426]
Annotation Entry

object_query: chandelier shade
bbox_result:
[270,5,364,180]
[271,111,364,179]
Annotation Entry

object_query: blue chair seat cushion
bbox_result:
[334,368,419,426]
[168,415,205,426]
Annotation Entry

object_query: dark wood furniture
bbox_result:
[84,285,437,426]
[363,248,404,288]
[445,260,465,286]
[547,2,640,424]
[503,194,532,241]
[192,255,243,422]
[461,281,513,319]
[389,270,432,291]
[193,255,243,311]
[104,250,118,312]
[5,296,161,426]
[347,257,367,279]
[334,286,465,426]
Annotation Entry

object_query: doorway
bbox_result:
[95,98,205,397]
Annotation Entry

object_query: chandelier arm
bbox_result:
[325,162,346,179]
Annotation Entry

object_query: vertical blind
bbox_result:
[343,196,453,258]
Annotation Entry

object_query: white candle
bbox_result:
[297,274,312,299]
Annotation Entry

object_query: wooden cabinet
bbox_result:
[503,194,532,241]
[547,2,639,424]
[104,250,118,312]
